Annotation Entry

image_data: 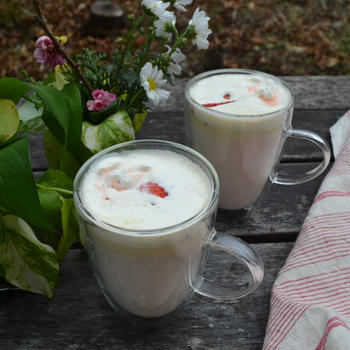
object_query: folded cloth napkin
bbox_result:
[263,111,350,350]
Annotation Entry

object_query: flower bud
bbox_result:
[185,25,196,39]
[127,14,135,22]
[179,37,188,48]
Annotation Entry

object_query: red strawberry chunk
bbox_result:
[139,182,168,198]
[202,100,236,107]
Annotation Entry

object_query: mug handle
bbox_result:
[271,129,331,185]
[193,232,264,300]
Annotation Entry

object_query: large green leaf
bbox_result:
[37,168,74,192]
[82,110,135,154]
[0,78,83,163]
[0,99,20,144]
[30,83,82,162]
[0,215,59,297]
[56,198,79,262]
[60,83,82,159]
[44,130,80,178]
[0,77,31,104]
[36,169,76,250]
[36,189,61,248]
[0,137,53,231]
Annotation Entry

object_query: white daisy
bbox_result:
[174,0,193,12]
[188,8,212,50]
[155,11,176,41]
[140,62,170,105]
[141,0,170,17]
[165,45,185,76]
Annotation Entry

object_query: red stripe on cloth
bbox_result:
[276,275,350,297]
[288,240,350,261]
[274,267,350,290]
[303,211,350,228]
[292,235,350,258]
[264,302,304,347]
[280,252,350,274]
[265,305,309,350]
[263,117,350,349]
[277,289,349,304]
[314,190,350,203]
[294,230,350,251]
[315,316,350,350]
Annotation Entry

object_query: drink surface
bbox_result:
[81,149,211,230]
[189,73,291,115]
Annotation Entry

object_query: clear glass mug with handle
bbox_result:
[73,140,264,320]
[185,69,331,210]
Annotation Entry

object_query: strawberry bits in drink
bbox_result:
[80,149,211,230]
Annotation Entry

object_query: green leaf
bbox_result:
[0,137,54,231]
[44,130,80,178]
[17,99,46,134]
[37,168,74,192]
[54,66,68,90]
[29,83,83,162]
[0,215,59,297]
[86,100,120,123]
[82,110,135,154]
[60,83,83,158]
[0,99,20,144]
[43,72,56,85]
[0,77,31,104]
[134,109,147,133]
[36,189,61,248]
[56,198,78,262]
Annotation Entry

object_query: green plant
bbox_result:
[0,0,211,296]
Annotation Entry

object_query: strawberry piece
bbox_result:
[202,100,236,107]
[223,93,231,100]
[139,182,168,198]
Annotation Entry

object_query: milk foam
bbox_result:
[81,149,211,230]
[189,74,291,115]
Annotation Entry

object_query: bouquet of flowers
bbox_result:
[0,0,211,296]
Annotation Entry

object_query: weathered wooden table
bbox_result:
[1,76,349,349]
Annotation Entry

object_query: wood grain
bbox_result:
[0,243,293,350]
[149,76,350,113]
[28,109,343,170]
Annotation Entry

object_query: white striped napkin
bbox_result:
[263,111,350,350]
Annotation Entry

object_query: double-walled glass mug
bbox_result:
[73,140,264,320]
[185,69,331,210]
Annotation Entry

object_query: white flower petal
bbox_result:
[189,8,211,50]
[140,62,170,105]
[174,0,192,12]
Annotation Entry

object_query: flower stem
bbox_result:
[127,88,145,108]
[32,0,93,93]
[36,183,73,196]
[115,13,146,75]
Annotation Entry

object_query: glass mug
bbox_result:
[73,140,264,319]
[185,69,331,210]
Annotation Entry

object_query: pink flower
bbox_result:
[33,36,66,68]
[86,90,117,112]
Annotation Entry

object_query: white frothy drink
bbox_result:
[186,72,292,210]
[80,149,213,318]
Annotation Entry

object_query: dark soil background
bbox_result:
[1,0,349,79]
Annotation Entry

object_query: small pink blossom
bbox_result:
[33,36,66,68]
[86,90,117,112]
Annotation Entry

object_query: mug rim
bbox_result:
[185,68,295,119]
[73,139,219,238]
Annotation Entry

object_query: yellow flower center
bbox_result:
[148,78,157,91]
